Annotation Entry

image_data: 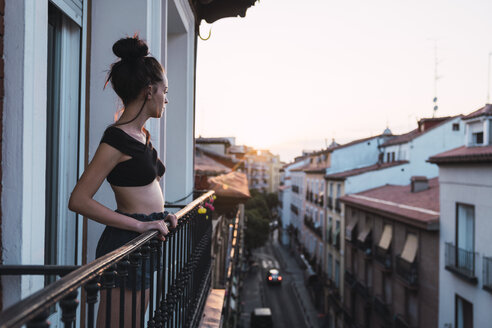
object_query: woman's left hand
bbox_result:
[165,213,178,229]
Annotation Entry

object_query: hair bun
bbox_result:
[112,36,149,61]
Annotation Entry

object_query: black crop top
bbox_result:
[100,126,165,186]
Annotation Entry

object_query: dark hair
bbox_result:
[106,35,164,105]
[105,36,164,131]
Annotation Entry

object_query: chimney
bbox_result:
[411,176,429,192]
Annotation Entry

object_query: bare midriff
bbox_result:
[111,179,164,215]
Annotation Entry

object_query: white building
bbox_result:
[429,104,492,328]
[0,0,256,319]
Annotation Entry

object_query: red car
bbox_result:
[266,268,282,285]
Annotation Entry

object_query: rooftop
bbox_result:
[428,145,492,164]
[325,161,408,180]
[195,149,232,174]
[462,103,492,120]
[381,116,459,147]
[340,177,439,230]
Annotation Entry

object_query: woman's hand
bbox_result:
[140,220,170,241]
[165,214,178,229]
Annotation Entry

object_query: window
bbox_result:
[328,254,333,278]
[455,295,473,328]
[335,260,340,287]
[391,152,395,162]
[336,183,341,197]
[456,204,475,267]
[452,123,460,131]
[386,152,390,162]
[45,3,82,270]
[329,183,333,196]
[472,132,483,145]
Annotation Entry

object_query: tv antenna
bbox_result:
[431,39,442,117]
[487,52,492,104]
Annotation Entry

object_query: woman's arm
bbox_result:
[68,143,169,238]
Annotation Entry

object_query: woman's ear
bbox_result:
[146,85,153,99]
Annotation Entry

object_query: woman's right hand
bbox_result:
[140,220,170,241]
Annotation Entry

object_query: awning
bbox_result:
[378,225,392,250]
[345,219,358,241]
[401,233,418,263]
[357,224,371,243]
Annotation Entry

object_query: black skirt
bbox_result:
[95,210,169,290]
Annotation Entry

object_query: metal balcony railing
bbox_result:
[0,191,215,328]
[304,215,322,239]
[335,198,341,213]
[445,242,478,283]
[373,295,390,320]
[332,230,340,250]
[290,204,299,215]
[344,270,356,289]
[394,314,410,328]
[484,256,492,293]
[374,246,392,271]
[395,255,418,288]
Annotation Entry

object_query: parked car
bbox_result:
[266,268,282,285]
[251,307,273,328]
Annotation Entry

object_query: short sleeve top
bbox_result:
[100,126,165,186]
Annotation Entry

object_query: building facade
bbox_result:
[341,177,440,328]
[429,104,492,328]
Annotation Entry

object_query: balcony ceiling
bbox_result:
[190,0,258,24]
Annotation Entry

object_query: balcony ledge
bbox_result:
[445,265,478,285]
[199,289,226,328]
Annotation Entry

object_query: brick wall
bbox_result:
[0,0,4,312]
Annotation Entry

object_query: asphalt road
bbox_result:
[239,231,310,328]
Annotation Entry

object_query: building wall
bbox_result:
[345,205,439,328]
[328,136,389,175]
[438,164,492,328]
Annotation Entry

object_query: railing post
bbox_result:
[84,278,100,328]
[148,239,159,327]
[102,266,117,328]
[117,257,130,328]
[130,250,142,328]
[60,289,79,328]
[141,242,151,328]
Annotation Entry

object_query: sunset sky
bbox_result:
[195,0,492,162]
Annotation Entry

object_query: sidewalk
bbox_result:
[271,241,322,328]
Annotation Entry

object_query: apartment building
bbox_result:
[341,177,439,328]
[429,104,492,328]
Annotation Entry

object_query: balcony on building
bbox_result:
[394,314,410,328]
[374,225,392,271]
[373,294,391,320]
[335,198,341,213]
[395,233,418,288]
[332,226,340,250]
[445,242,478,284]
[344,270,356,290]
[483,256,492,293]
[304,215,322,239]
[345,219,358,245]
[357,224,372,259]
[354,280,370,300]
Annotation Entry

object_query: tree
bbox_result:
[245,209,269,249]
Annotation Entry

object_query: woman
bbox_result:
[68,36,177,327]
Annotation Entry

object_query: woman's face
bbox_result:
[150,75,168,118]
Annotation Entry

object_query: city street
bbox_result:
[239,230,321,328]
